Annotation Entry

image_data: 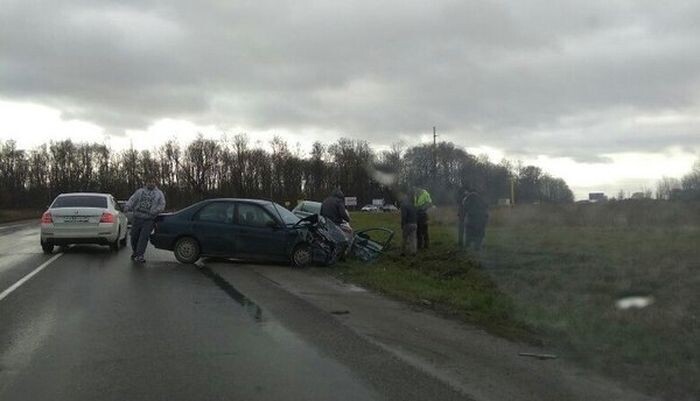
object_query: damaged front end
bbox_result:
[294,215,394,266]
[294,214,344,266]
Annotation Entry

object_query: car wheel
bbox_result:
[291,243,312,268]
[110,236,121,252]
[174,237,200,264]
[41,241,54,254]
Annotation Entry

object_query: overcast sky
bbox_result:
[1,0,699,198]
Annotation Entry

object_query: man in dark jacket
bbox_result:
[457,187,468,247]
[459,187,489,251]
[320,188,351,225]
[400,189,417,256]
[125,178,166,263]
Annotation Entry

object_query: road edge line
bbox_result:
[0,253,63,302]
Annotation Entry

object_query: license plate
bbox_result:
[64,216,89,223]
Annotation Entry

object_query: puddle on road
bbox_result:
[194,264,381,400]
[616,295,654,310]
[198,264,264,322]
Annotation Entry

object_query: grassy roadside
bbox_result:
[483,220,700,400]
[0,209,42,224]
[338,203,700,400]
[336,211,529,340]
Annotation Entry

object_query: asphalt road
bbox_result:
[0,222,468,401]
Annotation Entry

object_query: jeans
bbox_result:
[402,223,417,256]
[465,228,485,251]
[130,217,155,258]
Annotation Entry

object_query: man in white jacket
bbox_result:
[125,178,166,263]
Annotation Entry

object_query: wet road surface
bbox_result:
[0,222,467,401]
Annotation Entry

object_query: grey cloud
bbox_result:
[1,0,700,159]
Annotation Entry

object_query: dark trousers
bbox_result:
[130,218,154,257]
[460,215,488,251]
[401,223,417,256]
[416,214,429,249]
[465,226,485,251]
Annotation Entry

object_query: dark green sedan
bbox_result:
[150,198,319,266]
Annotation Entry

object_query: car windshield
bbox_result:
[265,202,300,225]
[52,195,107,209]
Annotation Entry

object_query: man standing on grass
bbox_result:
[125,177,166,263]
[460,187,489,251]
[400,188,417,256]
[457,186,468,247]
[413,184,433,250]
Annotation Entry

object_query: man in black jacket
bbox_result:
[400,188,418,256]
[459,187,489,251]
[320,188,351,225]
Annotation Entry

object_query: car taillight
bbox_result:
[100,212,115,223]
[41,211,53,224]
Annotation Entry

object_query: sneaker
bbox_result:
[130,254,137,260]
[134,256,146,264]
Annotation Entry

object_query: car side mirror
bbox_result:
[266,220,280,229]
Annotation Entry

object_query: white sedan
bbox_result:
[40,193,129,254]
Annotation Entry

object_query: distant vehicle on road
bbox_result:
[40,193,129,254]
[116,200,134,227]
[360,204,380,212]
[381,204,399,212]
[292,200,321,219]
[150,198,340,267]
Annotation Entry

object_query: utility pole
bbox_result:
[432,126,437,181]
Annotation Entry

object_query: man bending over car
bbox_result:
[125,178,166,263]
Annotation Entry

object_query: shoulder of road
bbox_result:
[206,263,659,401]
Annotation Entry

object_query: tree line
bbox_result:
[0,135,574,210]
[655,159,700,201]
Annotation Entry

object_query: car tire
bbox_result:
[120,231,128,247]
[41,241,54,254]
[110,237,121,252]
[174,237,200,264]
[291,243,312,268]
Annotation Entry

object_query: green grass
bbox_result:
[0,209,42,224]
[339,204,700,400]
[484,222,700,400]
[337,211,529,339]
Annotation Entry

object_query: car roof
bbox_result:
[57,192,111,197]
[201,198,275,205]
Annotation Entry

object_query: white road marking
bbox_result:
[0,222,36,230]
[0,253,63,302]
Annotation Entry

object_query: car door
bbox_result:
[192,201,236,256]
[233,202,289,261]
